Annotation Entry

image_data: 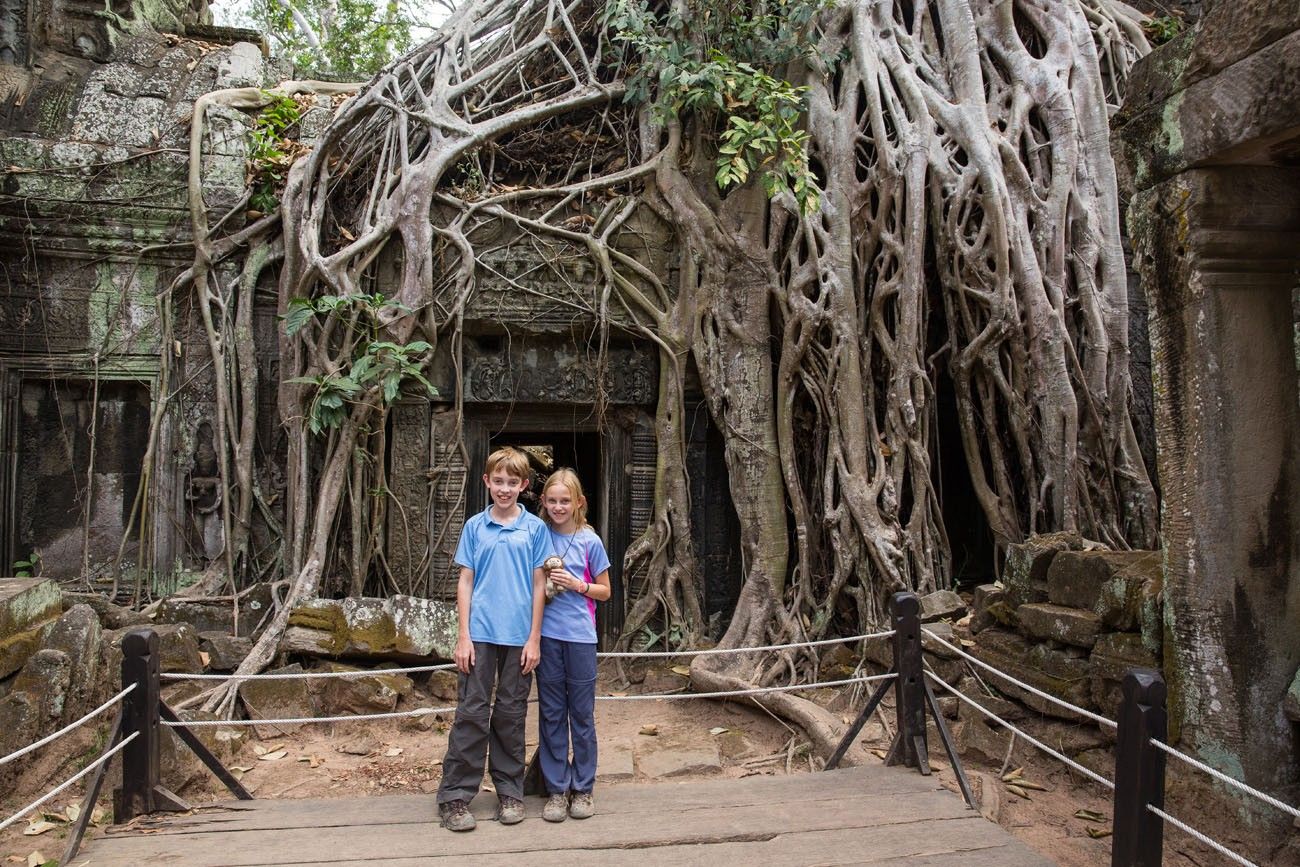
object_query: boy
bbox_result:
[436,446,550,831]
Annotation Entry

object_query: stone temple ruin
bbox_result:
[0,0,1297,856]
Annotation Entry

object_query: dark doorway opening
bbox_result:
[686,401,742,639]
[934,369,996,590]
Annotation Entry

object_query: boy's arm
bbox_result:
[520,565,545,674]
[454,566,475,674]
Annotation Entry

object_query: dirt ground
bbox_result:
[0,660,1284,866]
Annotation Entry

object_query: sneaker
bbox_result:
[496,795,525,825]
[568,791,594,819]
[439,799,476,832]
[542,792,569,822]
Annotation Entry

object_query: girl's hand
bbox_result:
[549,568,585,593]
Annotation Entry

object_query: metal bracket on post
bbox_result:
[884,591,929,774]
[1111,668,1167,867]
[114,629,191,823]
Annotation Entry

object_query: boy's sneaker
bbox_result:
[439,799,476,832]
[496,795,525,825]
[542,792,569,823]
[568,791,595,819]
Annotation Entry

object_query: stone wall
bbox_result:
[1115,0,1300,838]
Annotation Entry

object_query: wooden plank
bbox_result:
[77,764,1053,867]
[83,798,992,865]
[94,765,942,836]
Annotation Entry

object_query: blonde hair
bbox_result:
[540,468,590,530]
[485,446,531,481]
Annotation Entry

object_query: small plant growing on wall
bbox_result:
[247,92,306,216]
[13,552,40,578]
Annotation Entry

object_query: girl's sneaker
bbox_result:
[543,793,569,822]
[568,792,594,819]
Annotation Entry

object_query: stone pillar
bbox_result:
[386,400,431,595]
[1131,166,1300,809]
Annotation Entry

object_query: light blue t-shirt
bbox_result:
[454,504,551,646]
[540,526,611,644]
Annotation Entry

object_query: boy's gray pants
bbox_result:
[436,642,532,805]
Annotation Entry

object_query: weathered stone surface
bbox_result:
[42,604,102,712]
[155,584,273,637]
[596,738,636,782]
[920,621,961,659]
[154,623,204,673]
[284,595,457,662]
[63,592,149,629]
[312,662,413,715]
[954,676,1026,724]
[970,584,1014,634]
[953,718,1019,765]
[0,692,41,767]
[426,669,459,702]
[1089,632,1160,721]
[862,630,963,684]
[1046,550,1161,626]
[1016,603,1103,650]
[162,709,247,795]
[13,648,72,721]
[198,631,253,671]
[919,590,967,623]
[1002,533,1088,609]
[635,738,721,779]
[0,578,63,678]
[1285,668,1300,723]
[240,663,316,737]
[968,629,1095,721]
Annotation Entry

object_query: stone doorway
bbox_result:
[465,409,631,647]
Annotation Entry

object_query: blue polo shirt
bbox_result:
[454,504,551,645]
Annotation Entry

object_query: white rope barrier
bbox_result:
[921,628,1118,730]
[161,663,458,682]
[595,672,897,701]
[925,670,1115,791]
[0,684,136,767]
[161,705,459,727]
[596,630,897,659]
[0,731,139,833]
[1150,739,1300,820]
[1148,805,1259,867]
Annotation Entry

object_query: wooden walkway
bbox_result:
[75,764,1053,866]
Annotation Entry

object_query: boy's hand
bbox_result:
[454,636,475,674]
[521,637,540,674]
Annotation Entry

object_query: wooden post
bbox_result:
[1111,668,1167,867]
[885,592,929,774]
[114,629,188,822]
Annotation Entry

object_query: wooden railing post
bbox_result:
[114,629,188,823]
[1111,668,1167,867]
[114,629,160,823]
[886,591,929,774]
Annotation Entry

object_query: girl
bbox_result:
[537,468,611,822]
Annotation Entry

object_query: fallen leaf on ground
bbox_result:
[639,724,659,736]
[297,755,325,768]
[62,804,79,823]
[1005,783,1031,800]
[26,852,48,867]
[670,666,691,677]
[384,747,403,757]
[871,749,888,759]
[1085,827,1112,839]
[1074,809,1107,823]
[709,727,728,735]
[5,855,22,863]
[1001,767,1024,782]
[258,749,288,761]
[91,805,108,826]
[199,651,211,668]
[22,821,57,836]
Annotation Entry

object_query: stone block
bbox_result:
[426,669,459,702]
[283,595,457,662]
[155,584,273,637]
[0,578,63,638]
[919,590,967,623]
[967,628,1096,721]
[240,663,317,737]
[312,662,413,715]
[154,623,204,673]
[13,648,72,722]
[43,604,102,713]
[1089,632,1160,721]
[954,676,1026,724]
[1046,550,1161,629]
[635,738,721,779]
[970,584,1014,634]
[862,630,963,684]
[596,738,635,782]
[1016,603,1103,649]
[199,631,253,671]
[63,592,149,629]
[1002,533,1086,608]
[953,718,1021,765]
